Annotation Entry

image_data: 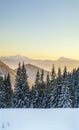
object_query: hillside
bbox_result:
[0,61,34,88]
[0,61,49,88]
[15,64,49,85]
[0,60,16,87]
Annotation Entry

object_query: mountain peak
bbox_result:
[57,57,76,61]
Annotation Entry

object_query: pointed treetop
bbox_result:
[19,62,21,67]
[7,73,10,79]
[35,70,40,86]
[40,69,44,84]
[51,64,56,81]
[57,67,62,81]
[46,73,50,84]
[63,66,67,78]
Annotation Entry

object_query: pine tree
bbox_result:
[31,70,40,108]
[21,62,30,107]
[0,77,5,108]
[58,80,73,108]
[15,62,21,89]
[50,67,62,108]
[51,64,56,81]
[38,69,46,108]
[5,73,12,107]
[50,82,62,108]
[35,70,40,87]
[32,70,46,108]
[45,73,51,108]
[57,67,73,108]
[63,66,67,78]
[57,67,62,82]
[46,73,51,93]
[71,68,79,107]
[0,74,12,108]
[13,63,30,108]
[31,86,39,108]
[12,63,21,107]
[40,69,44,84]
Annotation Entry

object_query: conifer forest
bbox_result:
[0,62,79,108]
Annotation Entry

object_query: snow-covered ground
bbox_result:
[0,109,79,130]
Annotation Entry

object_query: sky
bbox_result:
[0,0,79,60]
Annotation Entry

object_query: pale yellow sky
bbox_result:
[0,50,79,60]
[0,0,79,60]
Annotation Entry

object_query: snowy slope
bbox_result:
[0,109,79,130]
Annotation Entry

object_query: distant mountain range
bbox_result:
[0,55,79,72]
[0,55,79,87]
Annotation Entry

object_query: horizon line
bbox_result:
[0,54,79,61]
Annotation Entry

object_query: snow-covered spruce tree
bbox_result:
[5,73,12,107]
[49,64,57,108]
[49,67,62,108]
[45,73,51,108]
[51,64,56,81]
[71,68,79,107]
[13,62,30,108]
[0,76,5,108]
[63,66,67,78]
[58,67,73,108]
[32,69,46,108]
[45,73,51,94]
[12,62,21,107]
[71,68,77,106]
[39,69,47,108]
[35,70,40,87]
[31,70,40,108]
[21,62,30,107]
[31,85,39,108]
[15,62,22,90]
[71,69,78,107]
[67,71,74,107]
[74,68,79,107]
[57,67,62,82]
[0,74,12,108]
[58,81,73,108]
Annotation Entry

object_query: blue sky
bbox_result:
[0,0,79,59]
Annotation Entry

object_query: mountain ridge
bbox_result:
[0,60,16,87]
[1,55,79,61]
[0,55,79,72]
